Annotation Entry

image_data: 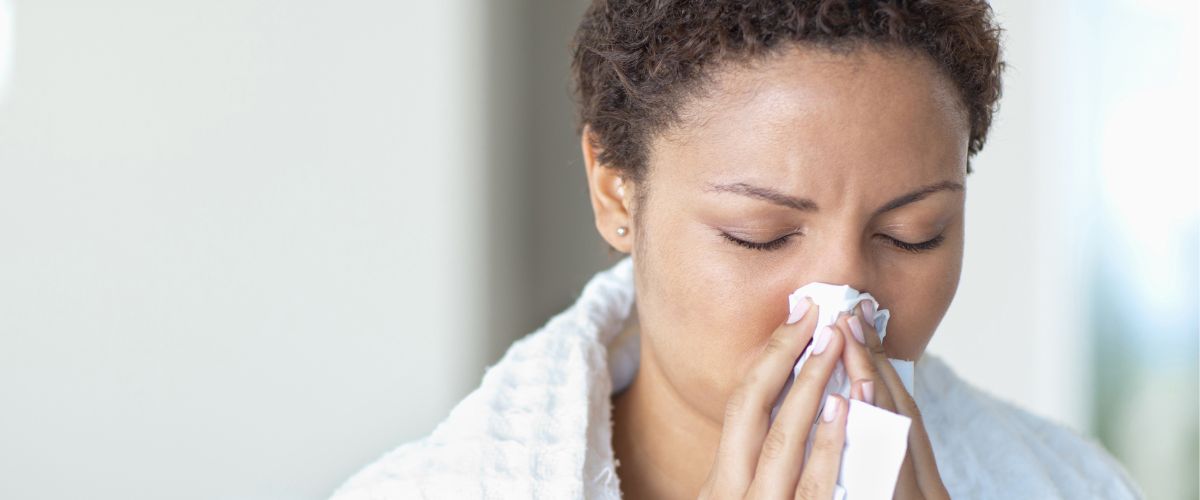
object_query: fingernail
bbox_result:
[787,298,811,325]
[813,326,833,354]
[862,380,875,405]
[822,395,840,422]
[848,316,865,344]
[860,300,876,322]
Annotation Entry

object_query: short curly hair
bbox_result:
[570,0,1005,184]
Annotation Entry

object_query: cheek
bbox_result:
[635,208,790,421]
[874,232,964,359]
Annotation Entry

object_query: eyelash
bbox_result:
[888,233,946,253]
[720,232,796,251]
[719,232,946,253]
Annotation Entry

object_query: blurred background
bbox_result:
[0,0,1194,499]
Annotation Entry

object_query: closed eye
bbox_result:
[720,231,946,253]
[883,233,945,253]
[719,232,795,251]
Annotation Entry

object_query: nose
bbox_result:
[801,232,874,294]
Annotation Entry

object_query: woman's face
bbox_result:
[611,45,968,424]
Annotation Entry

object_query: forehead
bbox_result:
[649,44,969,189]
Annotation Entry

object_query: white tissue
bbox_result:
[840,399,912,500]
[769,282,914,500]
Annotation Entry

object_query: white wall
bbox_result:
[927,0,1092,432]
[0,1,486,499]
[929,3,1197,463]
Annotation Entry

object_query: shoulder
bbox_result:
[915,354,1144,500]
[328,258,636,499]
[328,295,618,499]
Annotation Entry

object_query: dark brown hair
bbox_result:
[570,0,1005,185]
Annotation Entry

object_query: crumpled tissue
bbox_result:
[768,282,915,500]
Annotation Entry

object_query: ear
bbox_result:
[581,124,635,253]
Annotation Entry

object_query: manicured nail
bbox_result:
[813,326,833,354]
[822,395,840,422]
[848,316,865,344]
[787,299,811,325]
[860,300,876,322]
[862,380,875,405]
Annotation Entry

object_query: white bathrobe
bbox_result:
[330,256,1143,499]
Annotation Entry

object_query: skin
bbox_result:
[582,43,968,499]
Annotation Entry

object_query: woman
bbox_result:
[332,1,1142,498]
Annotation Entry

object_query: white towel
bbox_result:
[329,255,1143,499]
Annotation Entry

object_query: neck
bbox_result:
[611,329,723,500]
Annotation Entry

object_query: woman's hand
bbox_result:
[834,302,950,500]
[698,298,853,500]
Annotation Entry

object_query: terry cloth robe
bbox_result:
[330,255,1143,499]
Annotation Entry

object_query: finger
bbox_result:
[893,451,923,500]
[851,378,874,406]
[794,395,847,500]
[750,321,846,494]
[836,311,879,405]
[856,302,911,408]
[709,297,821,497]
[856,303,949,498]
[900,400,950,499]
[855,303,901,413]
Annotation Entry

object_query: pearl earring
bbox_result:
[616,226,628,236]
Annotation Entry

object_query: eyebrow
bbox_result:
[703,179,964,217]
